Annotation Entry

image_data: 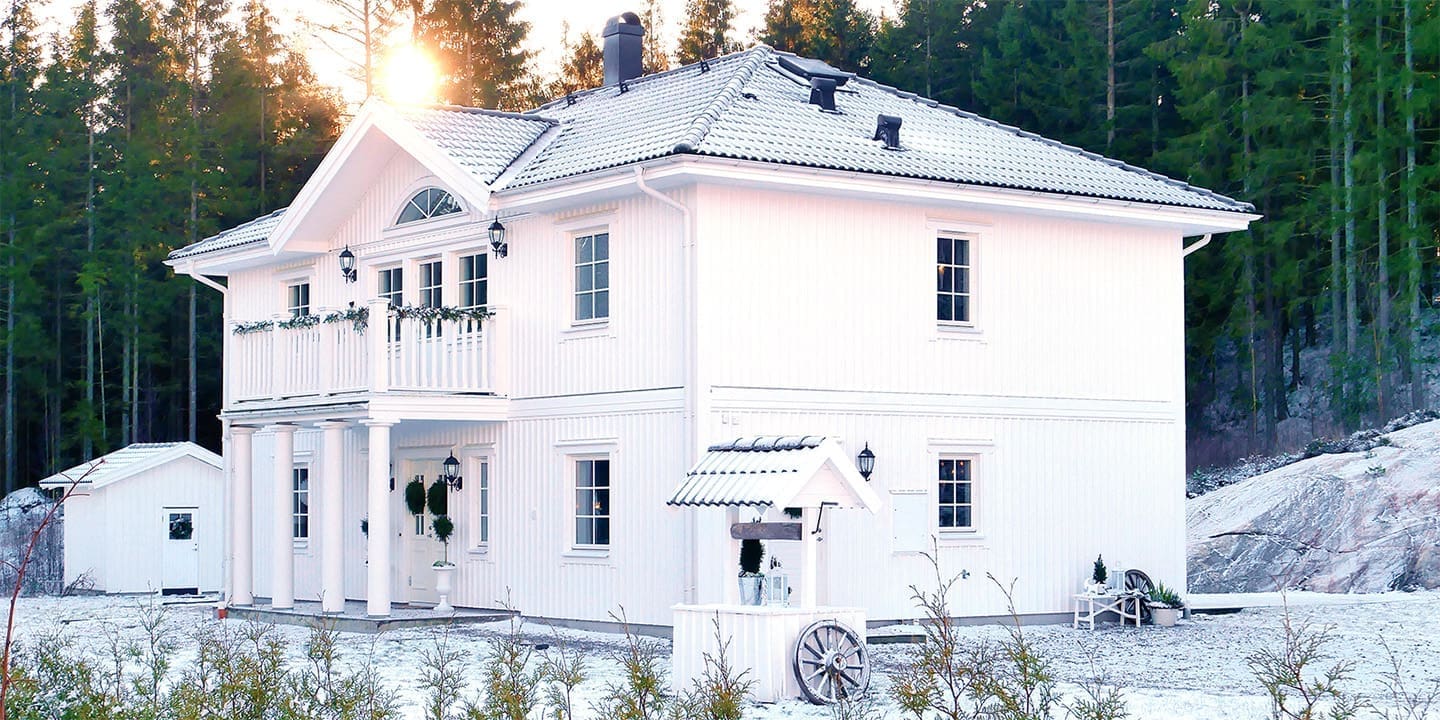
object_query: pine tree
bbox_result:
[419,0,532,109]
[640,0,670,74]
[675,0,741,64]
[549,23,603,94]
[758,0,874,72]
[869,0,1002,110]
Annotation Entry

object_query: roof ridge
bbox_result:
[399,102,559,126]
[530,45,770,114]
[672,47,771,153]
[847,75,1254,212]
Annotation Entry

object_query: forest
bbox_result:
[0,0,1435,493]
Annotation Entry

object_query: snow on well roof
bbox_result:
[668,436,880,511]
[37,442,221,491]
[174,46,1251,262]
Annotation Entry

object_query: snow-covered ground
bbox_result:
[9,591,1440,719]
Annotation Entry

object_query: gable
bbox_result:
[38,442,222,491]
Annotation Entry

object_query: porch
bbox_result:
[227,598,516,634]
[224,299,507,410]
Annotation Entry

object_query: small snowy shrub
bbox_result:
[467,615,540,720]
[670,617,753,720]
[421,629,468,720]
[589,607,670,720]
[538,630,586,720]
[1247,605,1363,720]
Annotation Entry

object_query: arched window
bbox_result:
[396,187,461,224]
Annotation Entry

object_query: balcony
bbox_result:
[225,299,505,414]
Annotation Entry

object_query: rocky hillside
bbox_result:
[1188,419,1440,593]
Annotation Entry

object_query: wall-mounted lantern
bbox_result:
[441,452,463,491]
[856,443,875,482]
[488,218,508,258]
[338,246,357,283]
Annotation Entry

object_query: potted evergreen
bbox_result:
[1148,581,1183,626]
[1085,555,1109,595]
[737,538,765,606]
[427,480,456,613]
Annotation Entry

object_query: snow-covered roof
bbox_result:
[668,436,880,512]
[170,46,1251,262]
[168,208,286,261]
[37,442,221,491]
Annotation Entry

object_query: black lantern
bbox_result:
[441,452,463,491]
[338,246,357,283]
[856,443,875,481]
[488,218,508,258]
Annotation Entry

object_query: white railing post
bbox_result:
[368,298,390,394]
[270,313,286,400]
[488,308,506,396]
[317,308,334,397]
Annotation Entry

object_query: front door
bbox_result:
[161,508,200,595]
[397,461,445,605]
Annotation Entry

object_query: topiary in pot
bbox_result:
[737,538,766,606]
[432,515,455,565]
[427,479,448,517]
[1092,555,1108,585]
[404,478,426,516]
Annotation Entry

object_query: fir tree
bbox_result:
[675,0,741,64]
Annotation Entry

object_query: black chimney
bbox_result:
[874,114,903,150]
[603,12,644,87]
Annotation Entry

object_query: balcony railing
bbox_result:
[226,299,502,406]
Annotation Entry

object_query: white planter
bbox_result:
[737,575,765,606]
[1151,607,1180,626]
[433,564,456,613]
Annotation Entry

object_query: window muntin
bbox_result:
[287,282,310,318]
[937,235,972,323]
[937,458,973,530]
[292,467,310,539]
[574,458,610,547]
[396,187,461,225]
[460,253,488,309]
[420,261,443,308]
[574,232,609,322]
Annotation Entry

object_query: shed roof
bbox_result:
[38,442,222,491]
[668,436,880,512]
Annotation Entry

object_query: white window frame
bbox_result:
[292,465,310,542]
[286,281,311,318]
[419,258,443,308]
[377,265,404,307]
[458,251,489,310]
[395,187,463,226]
[936,232,974,327]
[572,456,611,549]
[929,440,990,542]
[461,449,493,554]
[572,229,610,325]
[936,456,975,532]
[557,438,618,559]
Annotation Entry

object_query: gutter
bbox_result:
[632,166,698,604]
[183,262,228,295]
[1182,234,1212,257]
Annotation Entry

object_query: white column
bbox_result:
[230,426,256,606]
[363,419,395,617]
[800,507,818,609]
[267,424,298,609]
[318,421,349,613]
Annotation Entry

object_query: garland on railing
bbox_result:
[232,306,371,335]
[389,304,493,324]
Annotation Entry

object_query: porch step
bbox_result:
[226,599,517,634]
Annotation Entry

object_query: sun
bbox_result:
[381,45,440,105]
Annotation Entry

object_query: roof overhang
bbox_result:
[494,155,1259,236]
[38,443,222,491]
[668,436,881,512]
[264,99,495,258]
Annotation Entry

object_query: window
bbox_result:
[167,512,194,541]
[937,458,973,530]
[287,282,310,318]
[937,235,972,323]
[396,187,461,224]
[574,232,609,322]
[292,467,310,540]
[459,253,488,309]
[574,458,610,547]
[475,460,490,546]
[420,260,442,308]
[378,267,403,307]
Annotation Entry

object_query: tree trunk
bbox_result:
[1105,0,1115,152]
[1343,0,1357,363]
[1329,65,1344,411]
[1374,9,1390,421]
[1404,0,1422,411]
[84,123,94,458]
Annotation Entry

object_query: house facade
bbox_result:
[168,17,1255,628]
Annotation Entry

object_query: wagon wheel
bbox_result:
[1124,569,1154,623]
[792,620,870,705]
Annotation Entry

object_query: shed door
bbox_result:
[161,508,200,595]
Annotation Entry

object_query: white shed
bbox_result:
[39,443,224,595]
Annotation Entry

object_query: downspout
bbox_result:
[181,261,229,602]
[182,262,229,296]
[634,166,698,604]
[1182,233,1212,257]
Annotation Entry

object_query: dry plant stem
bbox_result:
[0,464,96,720]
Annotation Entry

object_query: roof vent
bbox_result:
[603,12,644,87]
[809,77,838,112]
[874,114,903,150]
[777,55,854,86]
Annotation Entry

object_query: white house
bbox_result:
[166,15,1255,629]
[38,442,224,595]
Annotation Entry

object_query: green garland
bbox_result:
[390,304,493,324]
[232,306,370,335]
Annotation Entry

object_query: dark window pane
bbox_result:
[956,460,970,481]
[576,519,592,545]
[937,236,951,264]
[939,482,954,504]
[480,517,489,542]
[939,459,954,482]
[577,266,592,292]
[476,254,487,278]
[594,518,610,545]
[938,266,952,293]
[956,507,972,528]
[594,291,609,319]
[577,235,592,263]
[954,296,969,322]
[595,233,609,260]
[937,295,952,322]
[955,238,969,265]
[956,483,971,504]
[594,488,609,515]
[594,460,609,487]
[169,514,193,540]
[595,262,609,290]
[955,267,969,293]
[577,460,593,487]
[398,203,424,224]
[577,294,593,320]
[939,506,955,528]
[576,489,593,515]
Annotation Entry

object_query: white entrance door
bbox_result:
[161,508,200,594]
[397,461,445,605]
